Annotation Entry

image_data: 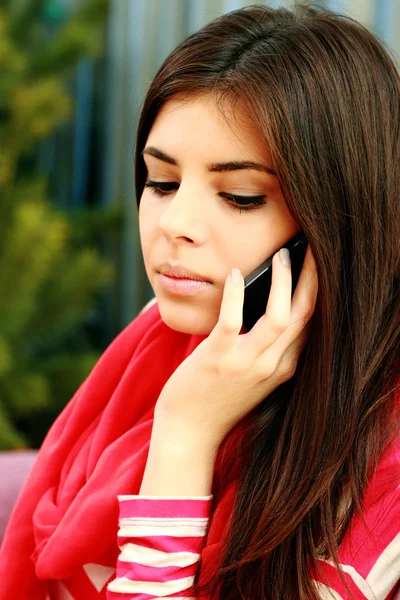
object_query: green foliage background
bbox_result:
[0,0,124,449]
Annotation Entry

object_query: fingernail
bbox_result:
[230,267,242,283]
[279,248,290,267]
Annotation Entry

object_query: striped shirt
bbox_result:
[104,486,400,600]
[45,433,400,600]
[106,495,213,600]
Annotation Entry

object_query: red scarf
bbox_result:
[0,303,244,598]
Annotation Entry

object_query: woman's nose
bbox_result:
[158,185,208,244]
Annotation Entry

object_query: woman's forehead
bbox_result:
[146,95,275,169]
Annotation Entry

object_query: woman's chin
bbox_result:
[157,302,216,335]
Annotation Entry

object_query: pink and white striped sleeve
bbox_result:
[106,494,213,600]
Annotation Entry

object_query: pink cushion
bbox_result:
[0,451,38,545]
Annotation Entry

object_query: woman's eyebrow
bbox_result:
[141,146,277,177]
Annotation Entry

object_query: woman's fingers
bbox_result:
[255,244,318,365]
[257,321,311,382]
[287,244,318,335]
[208,268,245,354]
[248,248,293,354]
[209,243,318,363]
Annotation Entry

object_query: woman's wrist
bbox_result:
[139,413,220,496]
[153,405,223,454]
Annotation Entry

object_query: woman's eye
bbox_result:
[144,181,178,195]
[219,192,267,212]
[144,180,267,213]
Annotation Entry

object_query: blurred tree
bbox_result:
[0,0,124,449]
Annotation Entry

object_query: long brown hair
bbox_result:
[134,3,400,598]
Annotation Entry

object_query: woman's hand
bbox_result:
[155,245,319,449]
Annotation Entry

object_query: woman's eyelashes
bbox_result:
[144,180,268,213]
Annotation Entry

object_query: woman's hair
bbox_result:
[134,3,400,598]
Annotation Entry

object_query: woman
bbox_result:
[1,3,399,599]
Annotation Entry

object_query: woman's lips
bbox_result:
[158,273,213,296]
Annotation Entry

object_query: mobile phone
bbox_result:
[242,231,308,333]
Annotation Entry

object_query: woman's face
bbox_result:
[139,95,298,335]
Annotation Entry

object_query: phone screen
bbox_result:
[241,231,308,333]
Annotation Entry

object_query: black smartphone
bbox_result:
[242,231,308,333]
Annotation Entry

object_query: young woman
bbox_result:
[1,3,399,599]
